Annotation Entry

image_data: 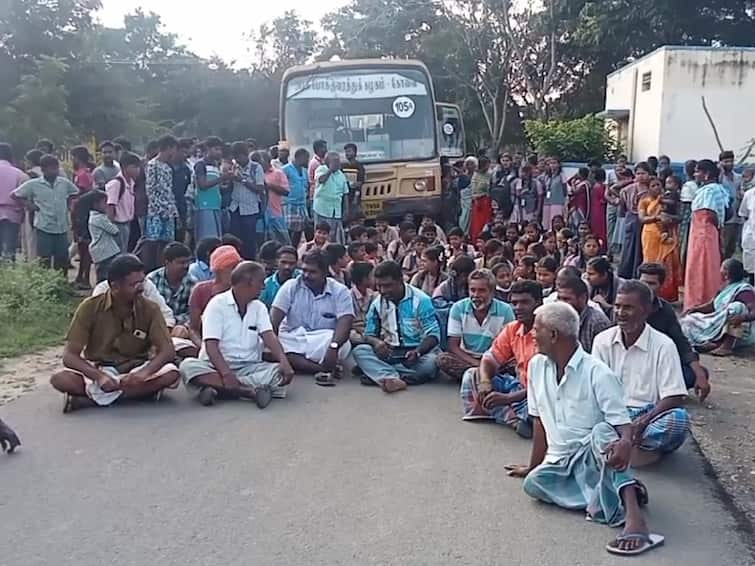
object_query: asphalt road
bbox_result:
[1,377,753,566]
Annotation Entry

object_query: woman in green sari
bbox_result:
[680,258,755,356]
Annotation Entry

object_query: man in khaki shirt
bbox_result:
[51,255,179,412]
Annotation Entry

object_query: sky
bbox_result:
[98,0,346,65]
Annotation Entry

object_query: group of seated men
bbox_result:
[48,222,708,557]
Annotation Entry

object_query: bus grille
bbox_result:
[363,183,393,197]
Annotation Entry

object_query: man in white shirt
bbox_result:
[592,280,689,466]
[179,261,294,407]
[506,302,664,557]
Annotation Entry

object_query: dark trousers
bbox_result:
[723,223,741,260]
[0,219,19,260]
[230,211,259,260]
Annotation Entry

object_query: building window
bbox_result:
[641,71,652,92]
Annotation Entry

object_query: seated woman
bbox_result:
[410,245,447,296]
[680,258,755,356]
[585,256,624,319]
[433,254,476,303]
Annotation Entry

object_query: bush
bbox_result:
[0,262,76,358]
[524,114,621,162]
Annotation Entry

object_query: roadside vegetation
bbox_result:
[0,262,76,358]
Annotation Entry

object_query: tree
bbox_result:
[525,114,620,161]
[0,56,73,151]
[252,11,320,79]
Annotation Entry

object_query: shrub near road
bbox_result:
[0,262,76,358]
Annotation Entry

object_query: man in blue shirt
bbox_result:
[282,148,310,247]
[260,245,301,308]
[352,260,440,393]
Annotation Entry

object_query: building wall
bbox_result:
[605,50,666,162]
[659,48,755,163]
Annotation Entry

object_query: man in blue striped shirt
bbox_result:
[437,269,514,380]
[352,261,440,393]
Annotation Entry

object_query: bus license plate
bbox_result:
[362,200,383,217]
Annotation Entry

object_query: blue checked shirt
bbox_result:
[146,266,196,326]
[365,284,440,348]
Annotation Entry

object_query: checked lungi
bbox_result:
[627,404,689,454]
[460,369,529,427]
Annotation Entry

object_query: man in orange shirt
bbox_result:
[460,279,542,438]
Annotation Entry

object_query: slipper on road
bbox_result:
[314,372,337,387]
[606,533,665,556]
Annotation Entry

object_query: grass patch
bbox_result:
[0,262,78,358]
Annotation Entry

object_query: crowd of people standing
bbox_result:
[1,133,754,557]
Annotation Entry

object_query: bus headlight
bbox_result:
[414,179,428,192]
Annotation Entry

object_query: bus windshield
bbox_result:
[283,67,436,164]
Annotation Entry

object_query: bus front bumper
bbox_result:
[363,196,442,220]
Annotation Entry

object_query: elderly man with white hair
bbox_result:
[506,302,665,557]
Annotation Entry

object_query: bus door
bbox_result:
[436,103,465,158]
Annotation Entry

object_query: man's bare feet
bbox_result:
[381,378,408,393]
[631,447,662,467]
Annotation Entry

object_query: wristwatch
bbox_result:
[329,342,339,350]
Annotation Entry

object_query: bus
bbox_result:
[280,59,464,219]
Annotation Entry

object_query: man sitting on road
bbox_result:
[147,242,195,327]
[51,255,180,413]
[180,261,295,408]
[460,280,542,438]
[554,275,612,353]
[259,245,300,308]
[592,280,690,466]
[189,245,243,338]
[436,269,514,380]
[352,260,441,393]
[506,302,665,558]
[271,249,354,386]
[637,262,711,401]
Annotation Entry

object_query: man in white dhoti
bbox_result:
[271,249,354,386]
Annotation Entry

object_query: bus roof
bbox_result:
[281,59,432,82]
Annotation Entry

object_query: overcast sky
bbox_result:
[98,0,347,65]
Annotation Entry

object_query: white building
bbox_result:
[602,46,755,164]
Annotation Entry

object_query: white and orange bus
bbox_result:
[280,59,464,219]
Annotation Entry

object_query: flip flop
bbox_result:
[606,533,665,556]
[314,372,337,387]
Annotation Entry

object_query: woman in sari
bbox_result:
[680,258,755,356]
[683,159,731,311]
[618,162,652,279]
[566,167,591,231]
[542,157,567,230]
[638,177,682,302]
[457,157,475,234]
[469,156,493,241]
[678,160,698,269]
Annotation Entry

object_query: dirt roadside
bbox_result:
[1,345,755,528]
[689,351,755,526]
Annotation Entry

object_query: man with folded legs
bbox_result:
[180,261,295,407]
[271,249,354,386]
[459,280,541,437]
[352,260,440,393]
[592,280,690,466]
[506,302,664,557]
[50,255,180,412]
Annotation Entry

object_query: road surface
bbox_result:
[1,377,753,566]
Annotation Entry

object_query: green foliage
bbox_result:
[0,262,77,357]
[0,56,74,151]
[525,115,620,162]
